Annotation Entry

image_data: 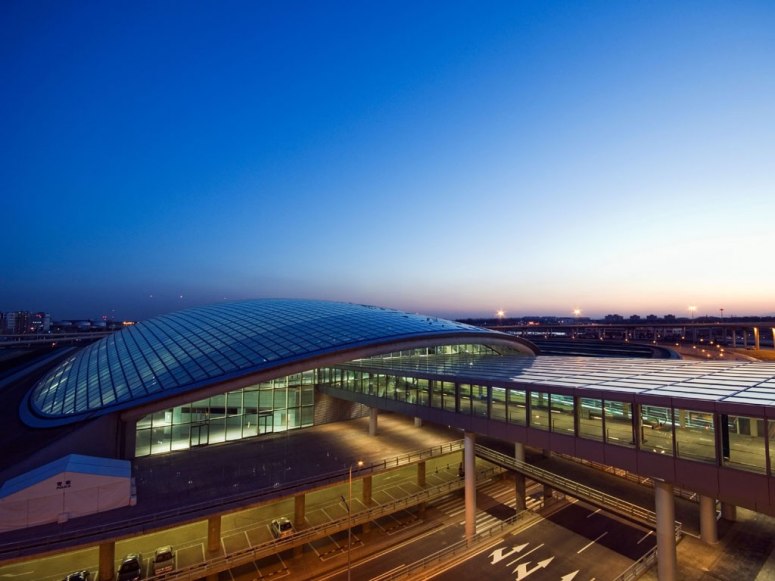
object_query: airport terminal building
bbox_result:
[6,298,775,579]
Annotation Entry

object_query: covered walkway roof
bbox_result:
[340,353,775,409]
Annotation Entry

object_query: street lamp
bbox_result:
[347,460,363,581]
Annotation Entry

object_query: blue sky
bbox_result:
[2,1,774,321]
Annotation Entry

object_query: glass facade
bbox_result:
[641,405,674,455]
[724,414,767,474]
[322,363,775,478]
[135,371,316,457]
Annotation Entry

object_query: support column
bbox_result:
[515,473,527,512]
[414,416,423,427]
[754,327,761,350]
[732,330,737,348]
[417,461,426,487]
[292,494,305,556]
[721,502,737,522]
[771,328,775,351]
[99,541,115,581]
[294,494,305,529]
[369,407,378,436]
[514,442,525,463]
[655,481,678,581]
[543,484,554,506]
[699,495,718,544]
[207,515,222,556]
[464,431,476,541]
[361,475,373,534]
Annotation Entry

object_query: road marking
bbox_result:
[577,532,607,554]
[586,508,602,518]
[637,530,654,544]
[506,543,545,567]
[514,557,554,580]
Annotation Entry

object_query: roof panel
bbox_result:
[25,299,522,425]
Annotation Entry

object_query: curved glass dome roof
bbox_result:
[26,299,530,425]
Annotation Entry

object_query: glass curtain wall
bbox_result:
[135,370,316,457]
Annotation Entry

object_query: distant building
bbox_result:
[3,311,31,334]
[30,312,51,333]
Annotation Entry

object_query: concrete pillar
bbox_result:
[543,484,554,505]
[721,502,737,522]
[207,515,221,555]
[417,461,426,487]
[655,480,678,581]
[732,330,737,348]
[294,494,305,529]
[99,541,115,581]
[514,442,525,463]
[464,431,476,541]
[515,473,527,512]
[293,494,306,557]
[414,416,423,427]
[771,328,775,351]
[361,475,373,534]
[699,495,718,544]
[754,327,760,350]
[369,407,378,436]
[362,475,372,506]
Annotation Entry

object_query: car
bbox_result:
[152,545,175,575]
[62,571,91,581]
[117,553,142,581]
[270,516,294,539]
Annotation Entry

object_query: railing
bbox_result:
[139,466,503,581]
[370,510,542,581]
[0,440,465,559]
[612,522,683,581]
[475,445,658,527]
[554,452,701,503]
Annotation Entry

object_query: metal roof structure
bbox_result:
[341,353,775,408]
[24,299,529,426]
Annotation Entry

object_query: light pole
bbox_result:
[347,460,363,581]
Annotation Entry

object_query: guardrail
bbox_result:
[370,510,542,581]
[139,466,504,581]
[612,519,683,581]
[475,445,658,527]
[554,452,701,503]
[0,441,465,559]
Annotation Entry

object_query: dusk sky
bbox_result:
[2,1,774,321]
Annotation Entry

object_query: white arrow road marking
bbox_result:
[513,557,554,580]
[577,532,607,554]
[489,543,529,565]
[506,543,545,567]
[560,571,580,581]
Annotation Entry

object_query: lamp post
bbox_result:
[347,460,363,581]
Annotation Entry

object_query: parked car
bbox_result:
[117,553,142,581]
[152,545,175,575]
[62,571,91,581]
[270,516,294,539]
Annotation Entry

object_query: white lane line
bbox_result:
[577,532,607,554]
[586,508,602,518]
[637,530,654,544]
[506,543,545,567]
